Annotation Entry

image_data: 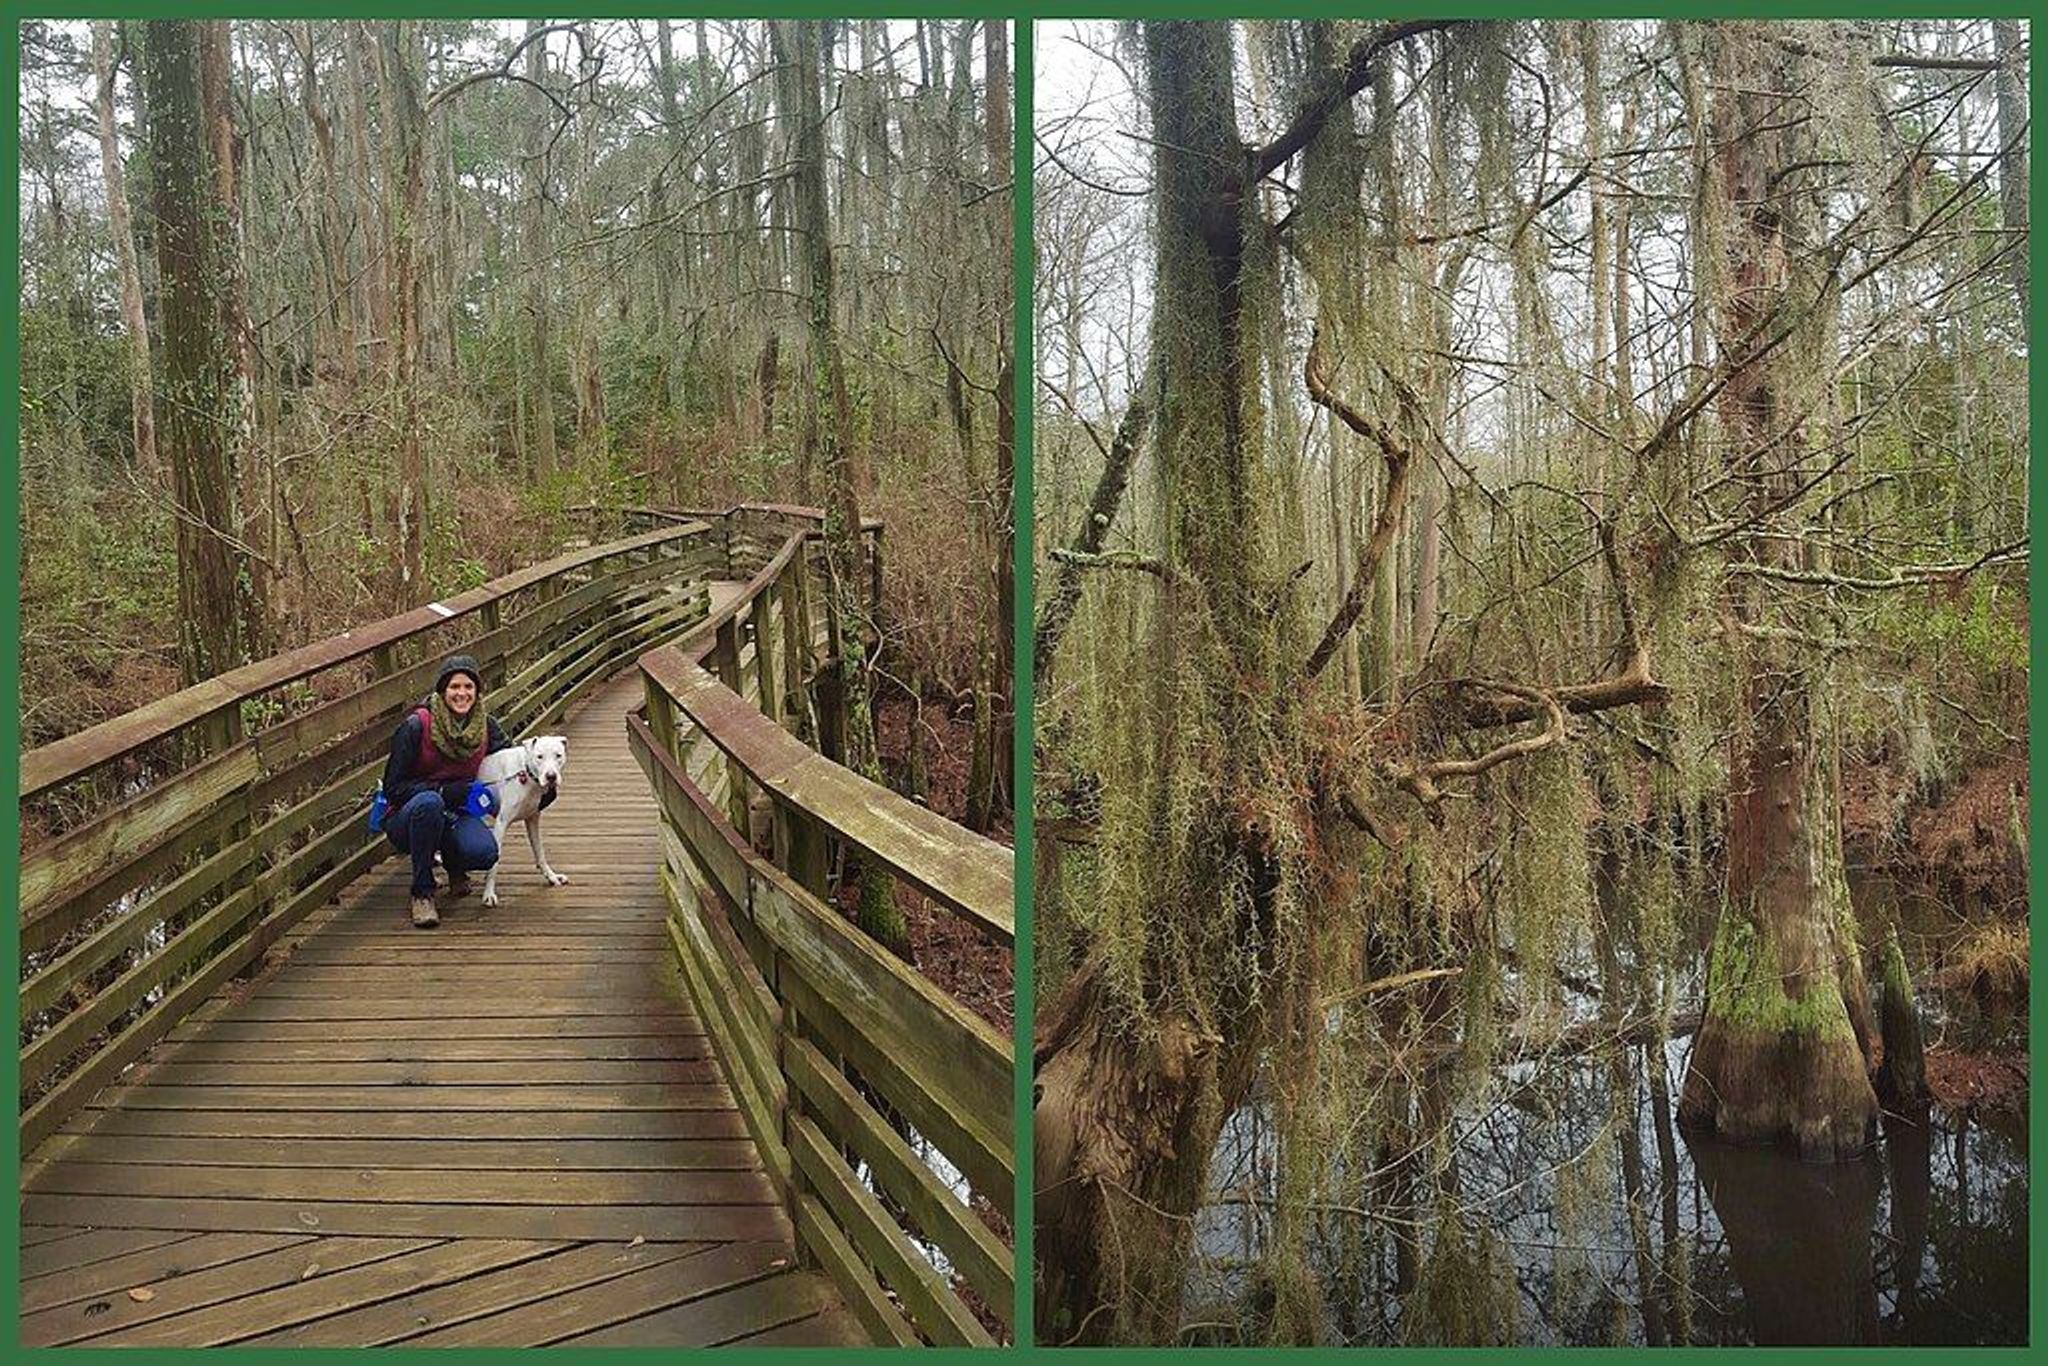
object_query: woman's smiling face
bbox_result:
[444,674,478,716]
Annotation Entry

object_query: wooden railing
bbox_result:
[625,509,1014,1346]
[16,513,739,1152]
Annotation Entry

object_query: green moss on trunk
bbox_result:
[1876,923,1927,1106]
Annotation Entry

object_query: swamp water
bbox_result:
[1186,877,2028,1346]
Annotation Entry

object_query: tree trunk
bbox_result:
[981,19,1015,828]
[1993,19,2029,340]
[345,24,388,374]
[1035,21,1285,1344]
[773,18,905,954]
[145,18,251,686]
[91,20,158,483]
[200,20,269,656]
[1679,23,1877,1161]
[297,22,354,384]
[521,21,558,478]
[378,22,429,598]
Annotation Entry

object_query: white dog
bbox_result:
[476,736,571,907]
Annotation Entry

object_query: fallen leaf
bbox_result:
[769,1258,790,1270]
[297,1212,320,1227]
[629,1235,646,1248]
[301,1264,321,1280]
[126,1288,156,1303]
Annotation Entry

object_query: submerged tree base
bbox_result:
[1681,910,1878,1160]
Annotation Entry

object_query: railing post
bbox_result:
[868,525,884,618]
[780,554,810,739]
[204,703,265,983]
[775,802,831,902]
[714,618,747,827]
[755,586,780,727]
[478,600,505,695]
[645,671,677,760]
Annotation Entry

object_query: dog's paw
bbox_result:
[544,870,570,887]
[481,890,501,908]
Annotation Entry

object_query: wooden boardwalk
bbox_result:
[20,616,864,1347]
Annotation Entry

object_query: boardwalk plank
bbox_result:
[245,1240,708,1345]
[200,998,683,1021]
[735,1305,873,1346]
[97,1083,734,1111]
[150,1035,710,1063]
[162,1015,697,1043]
[20,1224,86,1246]
[558,1270,838,1346]
[84,1239,567,1346]
[19,1194,791,1244]
[28,1161,777,1207]
[21,1232,309,1314]
[30,1135,760,1172]
[135,1059,721,1087]
[20,1226,193,1278]
[65,1108,746,1141]
[20,1235,432,1346]
[17,651,862,1344]
[407,1240,791,1346]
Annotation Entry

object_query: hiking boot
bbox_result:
[445,873,474,901]
[410,896,440,929]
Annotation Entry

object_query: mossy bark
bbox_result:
[1876,923,1927,1106]
[1034,20,1290,1343]
[145,19,252,687]
[1678,23,1876,1160]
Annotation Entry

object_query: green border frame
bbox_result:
[3,5,2040,1358]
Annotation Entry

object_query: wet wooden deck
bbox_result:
[20,607,864,1346]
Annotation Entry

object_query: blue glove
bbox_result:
[462,781,499,820]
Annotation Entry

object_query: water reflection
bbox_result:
[1191,1040,2027,1345]
[1688,1135,1882,1344]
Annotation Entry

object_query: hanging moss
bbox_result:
[1402,1202,1521,1345]
[1550,1105,1614,1329]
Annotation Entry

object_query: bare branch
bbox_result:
[1301,324,1416,684]
[1035,376,1155,681]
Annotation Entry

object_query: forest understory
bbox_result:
[16,23,1018,1287]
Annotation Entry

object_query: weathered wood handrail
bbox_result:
[23,523,708,803]
[15,511,755,1153]
[626,512,1013,1346]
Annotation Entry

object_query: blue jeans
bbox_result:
[386,790,498,897]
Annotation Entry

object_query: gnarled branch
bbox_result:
[1301,325,1415,684]
[1392,681,1567,817]
[1034,379,1155,681]
[1253,21,1462,178]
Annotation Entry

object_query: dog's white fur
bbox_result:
[476,736,570,907]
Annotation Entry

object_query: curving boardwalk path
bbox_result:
[19,586,862,1347]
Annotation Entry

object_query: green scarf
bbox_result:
[427,690,488,761]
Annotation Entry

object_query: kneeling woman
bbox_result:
[381,654,510,928]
